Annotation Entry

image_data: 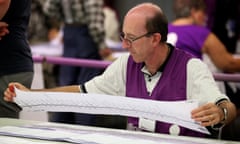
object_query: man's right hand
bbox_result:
[4,82,29,102]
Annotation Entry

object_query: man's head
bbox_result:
[123,3,168,42]
[121,3,168,62]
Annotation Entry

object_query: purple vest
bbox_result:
[126,47,205,137]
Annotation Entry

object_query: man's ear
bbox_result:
[152,33,161,46]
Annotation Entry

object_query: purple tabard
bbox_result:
[126,47,205,137]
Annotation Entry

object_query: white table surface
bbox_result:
[0,118,239,144]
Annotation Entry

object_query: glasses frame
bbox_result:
[120,32,154,47]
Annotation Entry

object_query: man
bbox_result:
[4,3,236,137]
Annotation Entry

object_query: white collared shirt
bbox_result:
[85,53,228,105]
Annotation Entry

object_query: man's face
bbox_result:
[122,13,153,63]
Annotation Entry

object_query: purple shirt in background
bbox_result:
[168,25,210,59]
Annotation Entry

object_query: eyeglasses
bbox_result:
[120,32,154,47]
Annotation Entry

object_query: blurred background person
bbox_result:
[43,0,114,127]
[204,0,240,112]
[168,0,240,71]
[28,0,49,44]
[103,0,121,49]
[167,0,240,140]
[205,0,240,54]
[205,0,240,141]
[167,0,240,95]
[28,0,62,89]
[0,0,34,118]
[28,0,63,45]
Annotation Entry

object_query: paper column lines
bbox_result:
[15,92,193,123]
[17,101,193,125]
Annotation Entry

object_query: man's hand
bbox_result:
[0,21,9,39]
[191,103,224,127]
[4,82,29,102]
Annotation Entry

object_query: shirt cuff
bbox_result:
[80,84,87,93]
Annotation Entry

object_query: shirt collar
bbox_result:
[141,43,174,75]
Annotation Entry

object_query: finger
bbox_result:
[3,29,9,34]
[194,114,217,126]
[200,119,212,126]
[202,114,217,126]
[209,114,220,126]
[191,104,209,114]
[3,89,15,102]
[191,103,215,117]
[0,22,8,27]
[9,85,14,92]
[0,30,9,37]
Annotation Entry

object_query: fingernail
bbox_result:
[9,85,14,92]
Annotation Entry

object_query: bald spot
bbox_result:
[125,3,163,21]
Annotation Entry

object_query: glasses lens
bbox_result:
[120,32,131,46]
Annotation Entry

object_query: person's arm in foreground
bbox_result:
[0,0,10,19]
[4,82,80,102]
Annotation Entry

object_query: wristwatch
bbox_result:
[219,107,228,124]
[211,106,228,130]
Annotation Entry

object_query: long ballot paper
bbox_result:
[13,88,209,134]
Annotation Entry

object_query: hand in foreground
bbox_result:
[0,22,9,39]
[191,103,224,127]
[4,82,29,102]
